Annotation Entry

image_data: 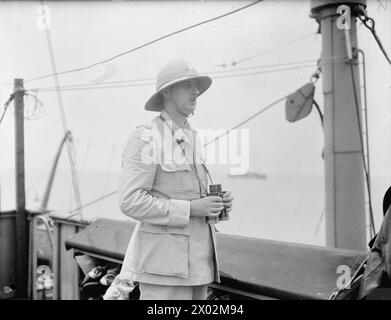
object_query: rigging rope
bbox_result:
[0,93,15,126]
[219,32,317,67]
[67,190,117,218]
[312,99,324,126]
[28,55,348,94]
[357,10,391,65]
[42,7,84,221]
[25,0,265,83]
[0,105,9,125]
[23,92,46,120]
[314,208,325,237]
[30,61,318,93]
[349,62,376,237]
[204,94,290,147]
[358,49,374,239]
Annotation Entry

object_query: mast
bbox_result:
[14,79,29,298]
[310,0,367,250]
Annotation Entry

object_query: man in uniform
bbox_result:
[117,60,233,300]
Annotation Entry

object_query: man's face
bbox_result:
[167,79,200,116]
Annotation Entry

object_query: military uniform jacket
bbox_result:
[118,110,220,286]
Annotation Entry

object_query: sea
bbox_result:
[0,169,389,247]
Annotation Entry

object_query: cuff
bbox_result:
[168,199,190,228]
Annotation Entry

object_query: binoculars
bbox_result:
[205,184,229,224]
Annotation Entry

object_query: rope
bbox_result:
[358,49,374,239]
[30,61,317,93]
[376,0,387,10]
[312,99,324,126]
[0,105,9,125]
[358,12,391,65]
[0,93,15,126]
[314,208,325,237]
[349,62,376,237]
[28,55,348,94]
[204,94,289,147]
[23,92,46,120]
[25,0,265,83]
[42,8,84,221]
[66,191,118,219]
[219,32,317,67]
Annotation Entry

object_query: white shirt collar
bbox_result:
[160,109,193,145]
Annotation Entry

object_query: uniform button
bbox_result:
[162,226,168,232]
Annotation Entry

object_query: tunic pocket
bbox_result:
[138,223,190,278]
[158,162,193,193]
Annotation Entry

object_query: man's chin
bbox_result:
[185,104,196,115]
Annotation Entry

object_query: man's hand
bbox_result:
[222,191,233,212]
[190,196,224,218]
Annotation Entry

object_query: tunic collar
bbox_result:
[160,109,193,145]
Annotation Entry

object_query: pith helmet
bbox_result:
[145,60,212,112]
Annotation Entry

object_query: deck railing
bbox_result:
[0,209,91,300]
[0,210,17,300]
[49,212,90,300]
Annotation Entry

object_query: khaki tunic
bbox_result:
[118,110,220,285]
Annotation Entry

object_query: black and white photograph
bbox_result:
[0,0,390,308]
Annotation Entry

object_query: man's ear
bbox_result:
[161,89,170,99]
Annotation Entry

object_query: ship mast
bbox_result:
[310,0,367,250]
[14,79,29,298]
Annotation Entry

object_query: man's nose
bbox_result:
[193,86,200,96]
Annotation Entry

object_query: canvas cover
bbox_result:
[65,218,368,300]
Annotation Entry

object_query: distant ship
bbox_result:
[228,171,267,180]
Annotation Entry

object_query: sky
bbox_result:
[0,1,390,218]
